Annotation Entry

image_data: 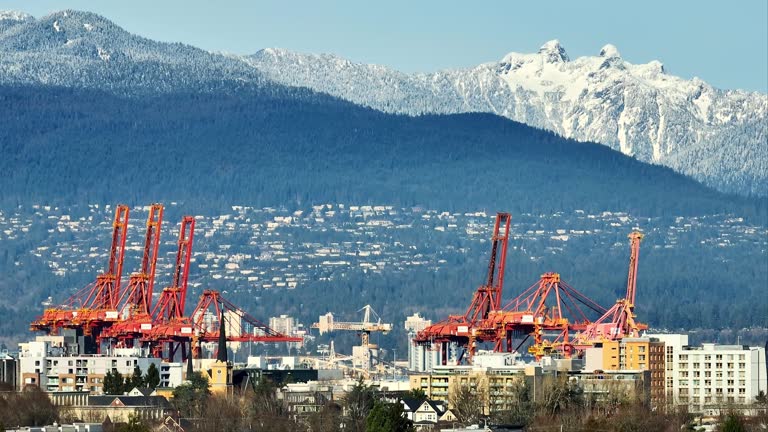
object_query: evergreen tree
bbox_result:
[172,371,211,418]
[144,363,160,389]
[401,388,426,401]
[718,411,746,432]
[366,401,414,432]
[103,370,126,395]
[129,365,143,390]
[344,379,377,432]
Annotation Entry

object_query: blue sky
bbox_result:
[3,0,767,92]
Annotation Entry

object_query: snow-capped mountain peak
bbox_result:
[538,39,570,62]
[0,10,764,196]
[247,40,767,196]
[599,43,620,58]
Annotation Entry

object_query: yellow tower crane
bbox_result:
[312,305,392,374]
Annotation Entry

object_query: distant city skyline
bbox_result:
[1,0,766,93]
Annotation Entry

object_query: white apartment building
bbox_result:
[270,314,296,336]
[269,314,305,348]
[405,313,437,372]
[18,337,181,393]
[647,333,767,413]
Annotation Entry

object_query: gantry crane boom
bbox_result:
[625,231,643,307]
[152,216,195,322]
[118,204,164,317]
[411,212,511,364]
[466,212,511,323]
[85,204,130,311]
[573,231,647,347]
[30,205,130,340]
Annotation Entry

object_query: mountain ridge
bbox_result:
[246,42,767,197]
[0,9,765,199]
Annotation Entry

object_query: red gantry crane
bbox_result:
[145,216,197,361]
[573,231,648,348]
[102,204,164,349]
[32,203,401,362]
[481,272,607,359]
[31,205,130,351]
[190,290,303,359]
[412,212,511,364]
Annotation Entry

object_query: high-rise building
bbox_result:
[269,314,304,348]
[405,313,435,372]
[270,314,296,336]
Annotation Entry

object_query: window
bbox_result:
[738,363,746,369]
[693,371,700,377]
[705,363,711,369]
[738,354,745,361]
[705,371,712,378]
[680,354,688,360]
[693,363,700,369]
[704,355,711,361]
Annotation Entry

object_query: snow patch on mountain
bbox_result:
[0,10,31,22]
[0,10,265,94]
[0,10,764,196]
[246,41,767,196]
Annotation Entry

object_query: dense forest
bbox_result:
[1,84,764,220]
[1,82,766,350]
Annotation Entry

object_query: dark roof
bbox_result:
[400,397,424,412]
[89,395,171,408]
[401,398,447,416]
[422,399,445,415]
[132,387,154,396]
